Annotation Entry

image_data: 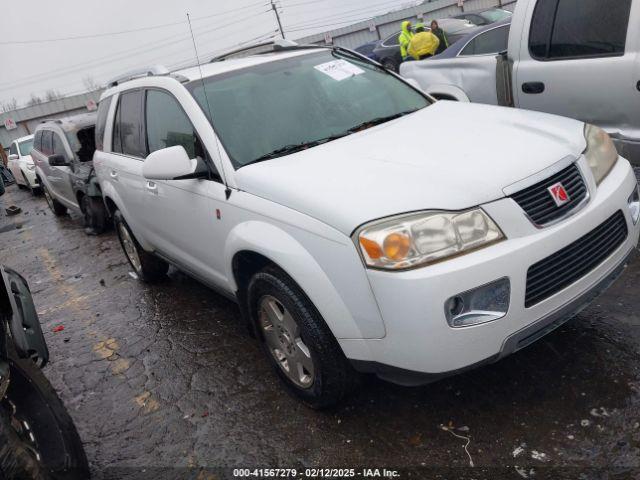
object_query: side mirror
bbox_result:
[143,146,195,180]
[48,154,69,167]
[8,154,18,161]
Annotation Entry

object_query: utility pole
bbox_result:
[271,1,285,39]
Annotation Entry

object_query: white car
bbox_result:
[94,45,640,407]
[7,135,39,193]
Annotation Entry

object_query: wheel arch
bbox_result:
[225,222,372,340]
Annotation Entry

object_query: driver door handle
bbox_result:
[522,81,545,94]
[146,180,158,194]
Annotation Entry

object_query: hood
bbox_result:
[235,101,586,235]
[401,21,411,34]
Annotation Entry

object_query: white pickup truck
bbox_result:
[401,0,640,162]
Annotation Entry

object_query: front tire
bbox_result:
[114,210,168,282]
[42,185,67,216]
[1,351,89,480]
[247,266,359,408]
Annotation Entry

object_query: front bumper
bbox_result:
[340,157,639,384]
[22,167,39,188]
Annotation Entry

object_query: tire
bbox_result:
[114,210,168,282]
[247,265,359,408]
[81,195,108,235]
[42,185,67,217]
[1,351,89,480]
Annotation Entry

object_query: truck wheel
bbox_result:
[81,195,108,235]
[42,185,67,216]
[247,265,359,408]
[0,350,89,480]
[114,210,168,282]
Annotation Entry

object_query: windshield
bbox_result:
[18,139,33,156]
[187,50,430,168]
[481,9,512,22]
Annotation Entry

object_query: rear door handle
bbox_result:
[522,81,545,94]
[146,180,158,194]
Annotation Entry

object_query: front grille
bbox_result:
[525,211,627,307]
[511,163,587,226]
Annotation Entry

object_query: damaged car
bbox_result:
[32,112,109,235]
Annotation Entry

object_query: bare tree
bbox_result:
[83,76,100,92]
[1,98,18,112]
[26,94,43,106]
[44,89,62,101]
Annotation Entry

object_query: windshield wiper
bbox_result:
[346,110,418,134]
[244,132,350,166]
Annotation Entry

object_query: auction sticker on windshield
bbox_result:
[314,60,365,81]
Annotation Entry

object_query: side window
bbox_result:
[9,143,17,156]
[461,25,510,56]
[113,90,144,157]
[95,96,113,151]
[529,0,632,60]
[41,131,53,156]
[33,131,42,152]
[145,90,198,158]
[52,133,67,158]
[383,32,400,47]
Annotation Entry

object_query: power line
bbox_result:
[0,9,271,91]
[0,0,269,45]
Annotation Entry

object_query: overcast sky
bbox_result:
[0,0,415,108]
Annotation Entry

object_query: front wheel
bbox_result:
[0,352,89,479]
[114,210,168,282]
[247,266,359,408]
[42,185,67,216]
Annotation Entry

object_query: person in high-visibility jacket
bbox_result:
[398,21,414,61]
[407,24,440,60]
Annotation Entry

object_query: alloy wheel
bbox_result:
[258,295,315,389]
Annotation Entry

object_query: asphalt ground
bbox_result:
[0,183,639,480]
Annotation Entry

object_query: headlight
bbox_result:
[355,209,504,270]
[584,124,618,185]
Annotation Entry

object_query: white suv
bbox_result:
[94,44,640,407]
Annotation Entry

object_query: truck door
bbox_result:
[514,0,638,150]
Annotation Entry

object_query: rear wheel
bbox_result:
[247,266,359,408]
[114,210,168,282]
[81,195,108,235]
[42,185,67,216]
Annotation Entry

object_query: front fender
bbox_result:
[224,221,386,340]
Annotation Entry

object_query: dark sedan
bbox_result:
[452,7,512,26]
[371,18,478,72]
[430,18,511,60]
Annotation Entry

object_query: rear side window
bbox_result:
[9,143,17,156]
[95,96,113,151]
[145,90,197,158]
[460,25,510,56]
[41,131,53,156]
[112,90,144,157]
[529,0,632,60]
[33,131,42,152]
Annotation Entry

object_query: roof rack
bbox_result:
[210,38,300,63]
[107,65,170,87]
